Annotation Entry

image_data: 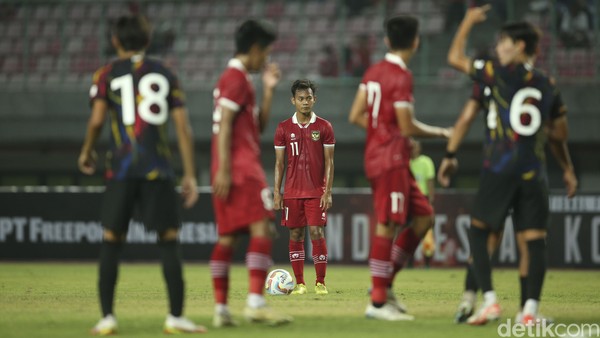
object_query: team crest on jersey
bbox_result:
[291,133,296,140]
[311,130,320,141]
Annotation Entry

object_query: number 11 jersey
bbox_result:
[274,113,335,199]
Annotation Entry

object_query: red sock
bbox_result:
[369,235,393,304]
[247,237,273,295]
[390,227,421,285]
[289,240,305,285]
[210,243,233,304]
[312,238,327,285]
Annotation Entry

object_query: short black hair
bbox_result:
[500,21,540,56]
[113,15,151,52]
[291,79,317,97]
[385,15,419,50]
[235,19,277,54]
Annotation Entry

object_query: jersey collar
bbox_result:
[227,58,247,73]
[385,53,407,70]
[292,112,317,128]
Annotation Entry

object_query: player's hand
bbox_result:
[563,168,577,198]
[464,5,491,24]
[437,157,458,187]
[213,169,231,200]
[273,192,283,210]
[262,62,281,90]
[320,191,332,211]
[78,150,97,175]
[180,175,198,209]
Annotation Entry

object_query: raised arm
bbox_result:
[447,5,491,74]
[258,63,281,133]
[78,99,108,175]
[348,87,368,129]
[172,107,198,208]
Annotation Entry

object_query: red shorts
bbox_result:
[281,198,326,228]
[370,168,433,225]
[212,179,275,235]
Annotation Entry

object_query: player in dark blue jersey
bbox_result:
[441,80,538,324]
[444,5,577,326]
[78,15,205,335]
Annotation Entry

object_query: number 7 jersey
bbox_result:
[90,55,185,180]
[274,113,335,199]
[469,59,567,179]
[360,53,414,179]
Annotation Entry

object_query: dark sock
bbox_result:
[159,240,184,317]
[526,239,546,301]
[520,276,528,308]
[98,241,122,317]
[469,225,493,293]
[465,263,479,293]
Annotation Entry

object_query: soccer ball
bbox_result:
[265,269,295,295]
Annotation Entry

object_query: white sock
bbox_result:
[483,291,497,306]
[215,303,229,314]
[463,290,476,304]
[246,293,266,308]
[523,299,539,316]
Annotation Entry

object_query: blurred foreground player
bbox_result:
[209,19,292,328]
[348,15,451,321]
[445,5,577,325]
[78,15,204,335]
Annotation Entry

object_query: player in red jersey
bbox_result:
[79,15,205,335]
[273,79,335,296]
[348,15,451,321]
[209,19,292,328]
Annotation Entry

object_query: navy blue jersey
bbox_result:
[90,55,185,180]
[469,59,566,179]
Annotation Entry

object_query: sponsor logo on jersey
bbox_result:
[311,130,320,141]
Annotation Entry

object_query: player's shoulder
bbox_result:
[278,115,295,127]
[315,115,333,127]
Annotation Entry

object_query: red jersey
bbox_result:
[360,53,414,179]
[211,58,266,184]
[274,113,335,199]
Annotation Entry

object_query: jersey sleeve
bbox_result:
[549,84,567,120]
[217,71,246,113]
[274,123,286,149]
[391,72,414,109]
[469,58,495,86]
[89,65,110,106]
[471,81,485,102]
[322,121,336,147]
[168,74,185,110]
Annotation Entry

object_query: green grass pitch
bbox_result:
[0,263,598,338]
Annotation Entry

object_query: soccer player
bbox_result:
[444,5,577,325]
[348,15,451,321]
[209,19,292,328]
[438,81,511,323]
[273,79,335,296]
[78,15,205,335]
